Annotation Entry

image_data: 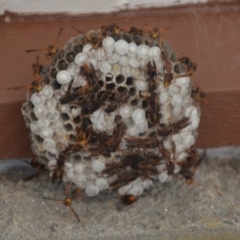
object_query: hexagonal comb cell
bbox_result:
[51,80,61,90]
[64,123,74,131]
[65,51,76,63]
[105,73,114,83]
[61,113,70,121]
[116,74,125,84]
[106,83,116,91]
[56,59,69,71]
[125,77,134,85]
[48,67,58,80]
[73,44,84,54]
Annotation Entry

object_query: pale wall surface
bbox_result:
[0,0,207,14]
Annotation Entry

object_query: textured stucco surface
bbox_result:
[1,156,240,239]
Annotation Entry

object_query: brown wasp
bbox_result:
[158,117,190,137]
[80,63,99,87]
[144,93,162,127]
[121,194,138,205]
[87,128,111,145]
[177,150,207,184]
[44,185,81,222]
[7,55,43,93]
[121,26,144,36]
[102,153,137,177]
[31,55,44,77]
[50,152,68,184]
[23,158,47,181]
[72,25,107,52]
[60,81,91,104]
[179,55,197,76]
[144,24,171,47]
[104,122,126,152]
[26,28,63,59]
[74,125,92,151]
[108,154,159,179]
[119,184,143,206]
[191,87,207,103]
[100,23,122,40]
[6,80,40,92]
[128,27,145,36]
[172,117,191,133]
[163,60,173,87]
[146,61,160,93]
[104,89,129,113]
[144,24,170,40]
[159,140,176,179]
[163,59,193,88]
[64,130,91,156]
[126,154,160,178]
[144,154,163,168]
[125,137,159,149]
[109,172,139,190]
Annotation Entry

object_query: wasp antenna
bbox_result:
[26,49,39,53]
[71,25,84,35]
[69,205,81,222]
[54,27,63,46]
[43,197,62,202]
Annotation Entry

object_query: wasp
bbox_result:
[146,109,162,129]
[64,129,91,155]
[120,26,145,44]
[31,55,44,77]
[144,24,170,47]
[126,154,160,178]
[80,63,99,87]
[159,141,176,178]
[104,122,126,152]
[26,28,63,59]
[7,55,43,93]
[43,185,81,222]
[177,150,207,184]
[191,87,207,103]
[74,125,92,151]
[162,58,174,87]
[125,137,159,149]
[144,93,161,126]
[50,152,68,184]
[100,23,122,40]
[60,82,91,105]
[78,99,104,115]
[145,154,163,166]
[144,24,165,40]
[146,61,160,93]
[158,117,190,137]
[128,27,145,36]
[109,172,139,190]
[119,183,142,206]
[87,128,111,145]
[179,55,197,76]
[7,78,43,93]
[121,194,138,205]
[104,89,129,113]
[172,117,191,133]
[72,25,106,51]
[23,158,47,181]
[125,154,159,177]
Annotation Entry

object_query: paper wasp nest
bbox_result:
[22,24,205,199]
